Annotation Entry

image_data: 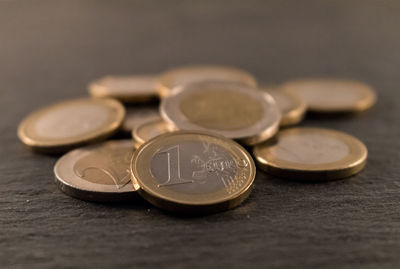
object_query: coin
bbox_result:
[18,98,125,153]
[157,65,257,98]
[120,104,160,133]
[54,140,137,202]
[253,127,367,181]
[130,131,256,213]
[89,75,159,102]
[160,81,281,145]
[132,117,169,148]
[262,86,307,126]
[282,79,376,113]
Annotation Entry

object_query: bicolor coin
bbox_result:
[132,117,169,147]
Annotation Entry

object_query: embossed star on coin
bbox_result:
[89,75,159,102]
[54,140,137,202]
[130,131,256,213]
[132,117,169,148]
[18,98,125,153]
[157,65,257,98]
[160,81,281,145]
[282,79,376,113]
[253,127,367,180]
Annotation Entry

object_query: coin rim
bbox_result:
[132,117,168,148]
[253,127,368,180]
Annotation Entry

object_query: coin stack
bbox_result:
[18,65,376,214]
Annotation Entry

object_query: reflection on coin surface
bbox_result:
[253,128,367,180]
[18,98,125,152]
[54,140,137,201]
[282,79,376,113]
[262,87,307,126]
[89,75,159,102]
[160,81,281,145]
[157,65,257,98]
[121,105,160,133]
[132,117,169,147]
[130,131,256,213]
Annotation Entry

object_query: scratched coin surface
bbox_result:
[130,131,256,213]
[18,98,125,153]
[157,65,257,98]
[282,79,376,113]
[54,140,137,201]
[253,128,367,180]
[262,86,307,126]
[121,104,160,133]
[160,81,281,145]
[89,75,159,102]
[132,117,170,147]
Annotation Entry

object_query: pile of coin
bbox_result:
[18,65,376,214]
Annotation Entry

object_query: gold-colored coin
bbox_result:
[18,98,125,153]
[262,86,307,126]
[130,131,256,213]
[160,81,281,145]
[89,75,159,102]
[157,65,257,98]
[54,140,137,202]
[253,127,367,181]
[282,79,376,113]
[132,117,170,148]
[120,104,160,133]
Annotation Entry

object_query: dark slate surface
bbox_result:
[1,1,399,268]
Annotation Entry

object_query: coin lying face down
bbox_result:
[160,81,281,145]
[130,131,256,213]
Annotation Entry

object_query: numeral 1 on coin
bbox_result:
[158,145,193,187]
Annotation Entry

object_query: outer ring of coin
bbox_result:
[17,98,125,153]
[160,81,281,145]
[130,131,256,213]
[157,65,258,98]
[282,79,376,113]
[132,117,168,148]
[54,140,137,202]
[253,128,367,181]
[262,88,307,126]
[88,75,159,103]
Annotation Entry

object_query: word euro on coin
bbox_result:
[54,140,137,202]
[253,127,367,181]
[89,75,159,102]
[130,131,256,213]
[18,98,125,153]
[157,65,257,98]
[160,81,281,145]
[132,117,169,148]
[282,79,376,113]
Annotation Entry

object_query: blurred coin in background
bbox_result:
[132,117,169,148]
[121,104,160,134]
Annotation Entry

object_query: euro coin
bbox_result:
[89,75,159,102]
[160,81,281,145]
[120,104,160,133]
[262,86,307,126]
[132,117,169,148]
[282,79,376,113]
[54,140,137,202]
[253,127,367,181]
[130,131,256,213]
[18,98,125,153]
[157,65,257,98]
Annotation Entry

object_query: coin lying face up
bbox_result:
[18,98,125,153]
[160,81,281,145]
[282,79,376,113]
[253,127,367,181]
[132,117,169,148]
[157,65,257,98]
[54,140,137,202]
[89,75,159,102]
[262,86,307,126]
[120,104,160,133]
[130,131,256,213]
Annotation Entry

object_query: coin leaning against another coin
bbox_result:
[130,131,256,213]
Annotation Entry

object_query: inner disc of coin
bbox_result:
[180,88,264,130]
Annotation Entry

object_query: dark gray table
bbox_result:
[1,1,399,268]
